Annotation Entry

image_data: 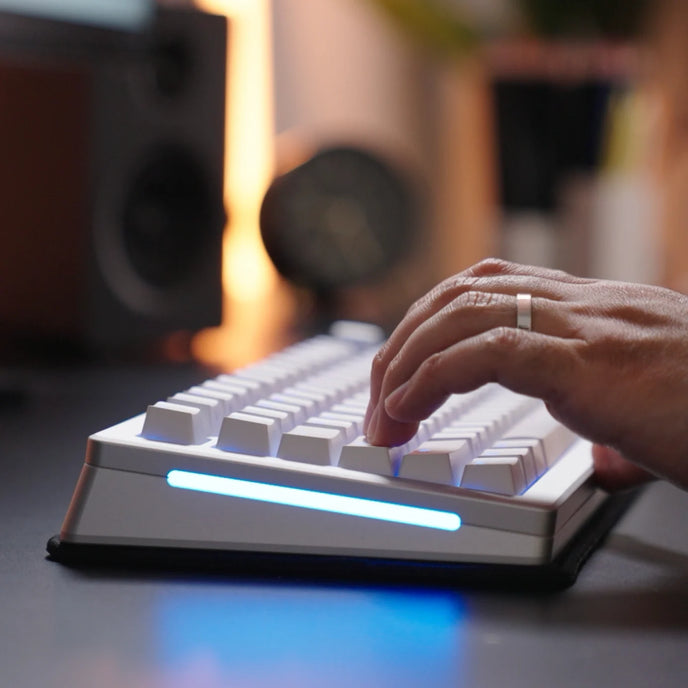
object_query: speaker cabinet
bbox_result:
[0,7,226,352]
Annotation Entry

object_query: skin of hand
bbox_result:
[364,258,688,492]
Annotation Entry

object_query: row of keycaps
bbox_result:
[143,335,373,445]
[141,339,576,496]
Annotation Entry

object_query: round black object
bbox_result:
[123,147,214,289]
[260,146,418,291]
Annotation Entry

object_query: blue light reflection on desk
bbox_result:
[156,584,466,687]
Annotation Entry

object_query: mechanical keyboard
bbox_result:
[48,322,632,586]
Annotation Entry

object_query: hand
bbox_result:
[364,258,688,492]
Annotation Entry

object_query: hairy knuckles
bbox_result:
[370,346,391,387]
[462,289,501,311]
[483,325,522,352]
[414,350,452,398]
[465,257,513,277]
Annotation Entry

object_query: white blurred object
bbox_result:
[271,0,430,177]
[499,212,560,270]
[589,173,661,284]
[437,0,520,35]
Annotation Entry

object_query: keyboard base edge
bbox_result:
[46,488,638,591]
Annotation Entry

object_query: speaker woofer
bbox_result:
[122,146,214,289]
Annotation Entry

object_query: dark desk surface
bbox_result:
[2,363,687,688]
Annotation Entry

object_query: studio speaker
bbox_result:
[0,7,227,353]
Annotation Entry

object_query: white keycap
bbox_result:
[187,385,237,416]
[319,411,364,436]
[412,422,432,444]
[277,425,345,466]
[256,398,307,425]
[328,319,384,343]
[457,390,532,441]
[460,456,527,496]
[234,365,300,396]
[167,393,222,435]
[453,416,501,446]
[339,437,406,476]
[281,387,328,413]
[265,350,314,375]
[141,401,207,445]
[419,416,442,437]
[215,375,263,403]
[348,390,370,403]
[492,438,547,479]
[203,379,255,406]
[399,438,473,485]
[331,402,366,417]
[293,383,341,405]
[241,404,293,432]
[270,393,318,417]
[312,374,362,398]
[217,412,282,456]
[305,416,358,442]
[480,446,538,486]
[502,407,576,467]
[442,392,478,416]
[261,357,305,380]
[435,424,489,454]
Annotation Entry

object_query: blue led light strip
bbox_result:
[167,470,461,532]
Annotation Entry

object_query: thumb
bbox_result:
[591,444,655,492]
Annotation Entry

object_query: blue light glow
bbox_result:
[166,469,461,531]
[155,587,467,687]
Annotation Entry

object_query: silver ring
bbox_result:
[516,293,532,331]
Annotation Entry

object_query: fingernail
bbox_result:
[363,401,374,434]
[364,406,380,443]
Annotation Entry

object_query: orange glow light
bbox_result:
[192,0,294,368]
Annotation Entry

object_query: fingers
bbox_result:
[362,260,688,493]
[374,292,580,423]
[375,291,515,410]
[367,327,579,446]
[366,260,589,425]
[591,444,656,491]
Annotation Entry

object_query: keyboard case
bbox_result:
[48,325,635,588]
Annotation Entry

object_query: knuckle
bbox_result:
[429,278,463,305]
[405,286,444,320]
[430,277,477,310]
[444,289,500,321]
[484,325,521,351]
[467,257,514,277]
[423,350,445,376]
[404,294,426,319]
[417,351,450,394]
[384,351,404,381]
[370,345,390,378]
[462,289,499,310]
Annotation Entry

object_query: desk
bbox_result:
[2,363,687,688]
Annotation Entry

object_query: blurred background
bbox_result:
[2,0,688,371]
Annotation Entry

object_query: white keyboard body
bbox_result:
[57,323,608,568]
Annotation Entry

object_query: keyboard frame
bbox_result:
[48,412,635,587]
[48,479,636,590]
[47,324,638,587]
